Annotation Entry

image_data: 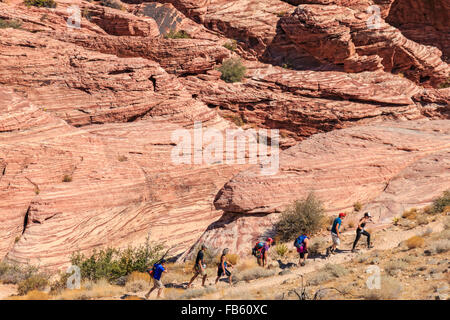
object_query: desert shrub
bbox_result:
[402,208,418,220]
[235,258,258,272]
[223,40,237,51]
[439,78,450,89]
[416,215,428,226]
[430,239,450,254]
[364,276,401,300]
[164,29,190,39]
[24,0,56,7]
[222,287,256,300]
[0,262,45,286]
[217,58,246,83]
[0,18,22,29]
[70,237,165,282]
[308,237,328,256]
[274,243,288,257]
[307,271,333,286]
[17,274,49,295]
[384,260,407,276]
[23,290,49,300]
[323,263,349,278]
[276,193,325,242]
[234,267,276,283]
[118,155,127,162]
[125,279,150,293]
[353,202,362,212]
[405,236,425,249]
[100,0,122,10]
[432,190,450,214]
[62,174,72,182]
[56,279,125,300]
[226,254,239,266]
[420,227,433,237]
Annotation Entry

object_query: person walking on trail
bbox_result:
[255,238,273,268]
[145,259,167,299]
[327,212,346,255]
[187,244,208,288]
[294,233,309,267]
[352,212,374,252]
[215,248,233,286]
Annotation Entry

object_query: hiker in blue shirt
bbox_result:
[326,212,346,255]
[145,259,167,299]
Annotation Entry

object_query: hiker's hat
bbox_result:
[160,258,166,264]
[339,212,346,217]
[201,244,207,250]
[223,248,229,255]
[267,237,273,243]
[364,212,371,217]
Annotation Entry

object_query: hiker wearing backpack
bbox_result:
[326,212,346,255]
[254,238,273,268]
[294,233,309,267]
[352,212,374,252]
[215,248,233,286]
[187,244,208,288]
[145,259,167,299]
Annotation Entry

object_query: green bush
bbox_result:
[0,18,22,29]
[217,58,246,83]
[164,29,191,39]
[432,190,450,213]
[71,237,165,282]
[275,193,325,242]
[274,243,288,257]
[24,0,57,8]
[223,40,237,52]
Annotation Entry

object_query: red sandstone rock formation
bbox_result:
[185,120,450,257]
[0,0,448,268]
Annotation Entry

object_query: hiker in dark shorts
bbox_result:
[327,212,346,255]
[258,238,273,268]
[215,248,233,286]
[352,212,374,252]
[294,234,310,267]
[145,259,167,299]
[187,244,208,288]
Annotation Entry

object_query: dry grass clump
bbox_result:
[384,260,407,276]
[353,202,362,212]
[177,286,217,300]
[235,258,258,272]
[125,279,150,293]
[405,236,425,249]
[55,279,125,300]
[430,239,450,254]
[226,254,239,265]
[8,290,49,300]
[127,271,150,282]
[308,236,328,256]
[234,267,276,283]
[307,263,349,286]
[364,276,402,300]
[402,208,418,220]
[163,288,185,300]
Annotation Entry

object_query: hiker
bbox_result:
[326,212,346,255]
[294,233,309,267]
[187,244,208,288]
[352,212,374,252]
[215,248,233,286]
[254,238,273,268]
[145,259,167,299]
